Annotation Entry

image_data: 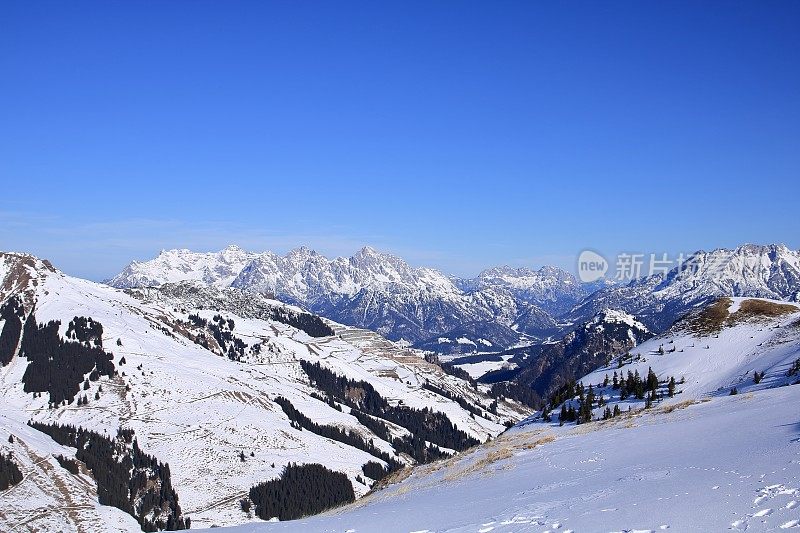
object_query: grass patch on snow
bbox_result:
[686,297,732,335]
[729,299,798,323]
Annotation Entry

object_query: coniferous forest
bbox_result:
[29,422,189,531]
[300,360,480,453]
[274,396,402,471]
[248,463,355,521]
[269,308,335,337]
[0,451,23,491]
[0,297,24,366]
[361,460,389,481]
[20,313,116,405]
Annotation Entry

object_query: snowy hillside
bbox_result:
[215,297,800,533]
[567,243,800,332]
[0,252,531,531]
[108,246,583,352]
[219,384,800,533]
[545,297,800,421]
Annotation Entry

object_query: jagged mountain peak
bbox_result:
[108,245,259,289]
[462,263,589,316]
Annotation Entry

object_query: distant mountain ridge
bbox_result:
[108,244,258,288]
[566,243,800,332]
[108,246,593,351]
[107,243,800,352]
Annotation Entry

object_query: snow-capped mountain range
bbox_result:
[108,243,800,355]
[108,246,590,351]
[0,252,530,531]
[567,243,800,332]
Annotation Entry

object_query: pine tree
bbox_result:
[612,405,621,417]
[603,374,609,387]
[633,370,645,399]
[668,376,676,397]
[647,367,658,395]
[612,371,619,389]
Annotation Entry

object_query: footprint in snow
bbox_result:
[787,500,798,510]
[753,508,773,517]
[780,520,799,529]
[478,528,494,533]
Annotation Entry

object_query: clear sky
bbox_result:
[1,1,798,280]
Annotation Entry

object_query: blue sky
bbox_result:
[1,1,798,280]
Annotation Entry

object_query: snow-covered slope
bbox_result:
[568,243,800,332]
[0,418,141,532]
[0,252,531,531]
[560,297,800,414]
[220,384,800,533]
[215,297,800,533]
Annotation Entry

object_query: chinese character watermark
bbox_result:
[576,249,741,282]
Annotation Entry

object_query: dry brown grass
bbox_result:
[682,298,798,336]
[369,465,414,492]
[729,299,798,322]
[443,446,514,482]
[658,399,700,414]
[687,297,732,335]
[517,434,556,450]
